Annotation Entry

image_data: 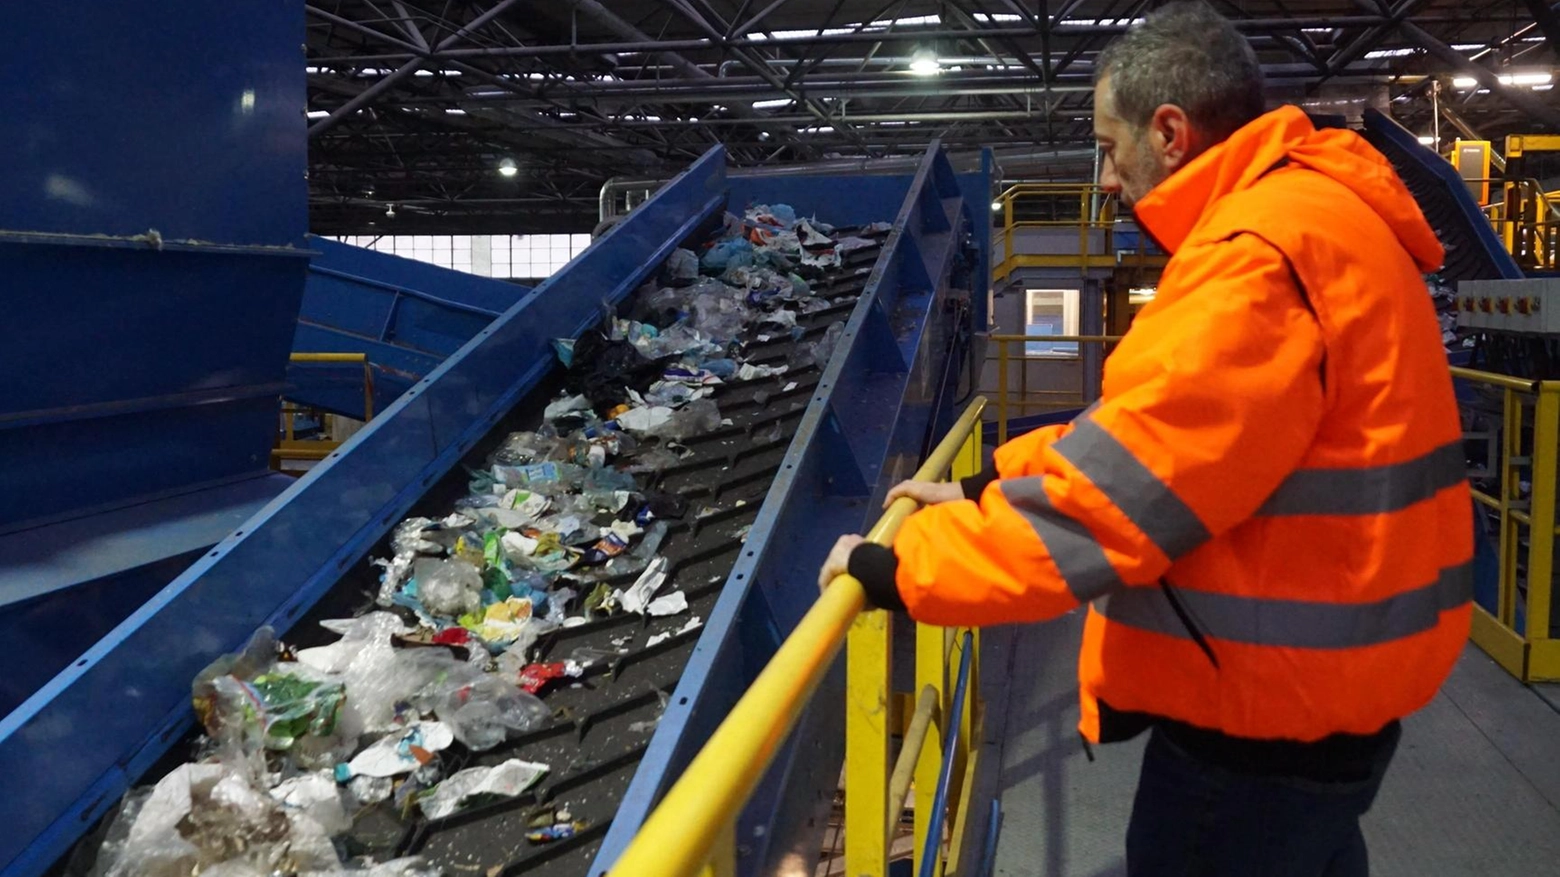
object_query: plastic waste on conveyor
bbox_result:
[63,222,889,877]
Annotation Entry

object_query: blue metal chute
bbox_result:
[1361,108,1522,283]
[593,141,983,875]
[290,237,532,419]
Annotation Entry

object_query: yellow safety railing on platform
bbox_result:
[1453,367,1560,682]
[273,353,376,469]
[990,183,1166,282]
[993,182,1113,280]
[984,334,1121,444]
[607,398,989,877]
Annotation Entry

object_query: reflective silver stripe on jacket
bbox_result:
[1257,441,1467,517]
[1052,415,1211,560]
[999,476,1121,602]
[1095,561,1473,649]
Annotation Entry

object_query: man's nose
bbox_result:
[1098,156,1121,193]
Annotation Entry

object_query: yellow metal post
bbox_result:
[888,685,941,832]
[1527,386,1559,651]
[914,622,948,877]
[845,608,892,877]
[997,341,1009,445]
[1501,388,1521,628]
[1019,346,1029,416]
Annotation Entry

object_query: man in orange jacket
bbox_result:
[820,2,1471,874]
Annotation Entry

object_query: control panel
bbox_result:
[1457,278,1560,334]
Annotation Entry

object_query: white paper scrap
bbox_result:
[646,591,688,617]
[620,556,669,614]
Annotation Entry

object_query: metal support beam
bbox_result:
[308,0,524,138]
[731,0,794,39]
[1522,0,1560,60]
[569,0,805,157]
[644,0,871,152]
[1396,20,1560,129]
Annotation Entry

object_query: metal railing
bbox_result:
[607,397,989,877]
[983,335,1120,444]
[273,353,375,468]
[1454,366,1560,682]
[1474,177,1560,270]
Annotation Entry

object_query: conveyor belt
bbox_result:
[1361,108,1522,284]
[66,231,887,877]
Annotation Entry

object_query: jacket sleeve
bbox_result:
[959,420,1076,500]
[887,235,1327,627]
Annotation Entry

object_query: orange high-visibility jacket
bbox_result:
[889,106,1472,743]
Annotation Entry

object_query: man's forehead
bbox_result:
[1091,78,1116,134]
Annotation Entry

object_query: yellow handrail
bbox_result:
[289,352,367,363]
[606,396,989,877]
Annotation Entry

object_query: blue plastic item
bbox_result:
[701,237,755,272]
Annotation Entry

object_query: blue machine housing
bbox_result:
[0,0,309,773]
[0,135,987,875]
[290,237,532,419]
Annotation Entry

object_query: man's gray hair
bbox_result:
[1094,1,1265,140]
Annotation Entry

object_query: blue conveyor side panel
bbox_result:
[593,142,983,876]
[289,237,531,419]
[0,146,729,877]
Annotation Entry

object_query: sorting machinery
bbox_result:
[0,3,990,875]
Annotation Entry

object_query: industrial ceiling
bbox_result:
[305,0,1560,234]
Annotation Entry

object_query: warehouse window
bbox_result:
[332,234,590,279]
[1025,289,1080,357]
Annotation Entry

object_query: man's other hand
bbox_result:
[883,480,964,509]
[818,534,866,592]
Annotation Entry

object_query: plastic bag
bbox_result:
[299,858,444,877]
[270,772,351,836]
[414,557,483,617]
[419,759,550,819]
[193,629,347,756]
[104,763,342,877]
[665,247,699,282]
[650,399,722,440]
[793,321,845,370]
[429,670,551,750]
[701,238,755,272]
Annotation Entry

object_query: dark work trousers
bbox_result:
[1125,723,1401,877]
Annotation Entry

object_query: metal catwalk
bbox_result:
[970,612,1560,877]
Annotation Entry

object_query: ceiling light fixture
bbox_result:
[1418,135,1436,145]
[498,157,518,177]
[1452,71,1552,89]
[909,48,941,76]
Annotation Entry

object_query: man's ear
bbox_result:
[1149,104,1196,171]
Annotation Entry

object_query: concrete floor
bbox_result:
[966,612,1560,877]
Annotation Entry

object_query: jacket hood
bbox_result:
[1133,105,1444,272]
